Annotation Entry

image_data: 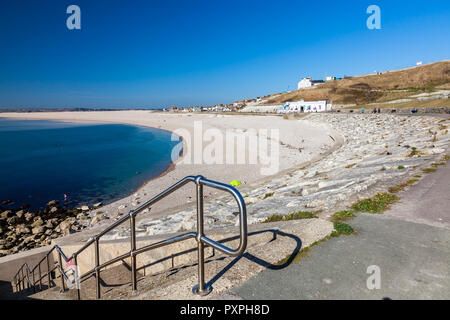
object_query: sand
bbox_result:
[0,111,334,223]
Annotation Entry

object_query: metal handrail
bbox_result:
[12,175,247,299]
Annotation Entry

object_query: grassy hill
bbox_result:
[262,61,450,106]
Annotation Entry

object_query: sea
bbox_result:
[0,118,180,210]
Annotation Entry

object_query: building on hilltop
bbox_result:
[297,77,325,89]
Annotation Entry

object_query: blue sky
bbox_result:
[0,0,449,109]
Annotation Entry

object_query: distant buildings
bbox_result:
[297,77,325,89]
[277,100,330,113]
[326,76,336,81]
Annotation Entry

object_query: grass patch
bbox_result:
[414,175,422,178]
[332,210,355,221]
[263,192,274,199]
[346,163,357,169]
[422,168,437,173]
[331,222,355,237]
[398,165,406,170]
[406,179,419,184]
[431,162,446,167]
[264,211,318,223]
[444,155,450,161]
[351,193,400,214]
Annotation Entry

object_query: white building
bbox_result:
[297,77,325,89]
[277,100,330,113]
[326,76,336,81]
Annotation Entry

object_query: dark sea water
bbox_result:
[0,118,179,210]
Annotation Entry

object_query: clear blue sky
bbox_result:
[0,0,449,109]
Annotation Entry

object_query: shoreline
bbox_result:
[0,117,183,212]
[0,111,334,226]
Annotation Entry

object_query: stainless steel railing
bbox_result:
[12,175,247,299]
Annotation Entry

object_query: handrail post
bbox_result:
[130,214,137,291]
[74,255,81,300]
[46,255,51,288]
[95,238,101,299]
[58,251,65,292]
[21,268,24,291]
[32,269,36,293]
[193,179,212,296]
[38,263,42,290]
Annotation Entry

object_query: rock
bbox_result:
[15,225,31,235]
[118,205,126,210]
[32,226,45,235]
[93,202,102,209]
[49,207,58,214]
[81,205,90,211]
[31,217,44,228]
[0,210,13,220]
[6,216,19,225]
[24,212,35,222]
[44,229,52,236]
[15,210,24,218]
[47,200,59,206]
[57,219,73,233]
[44,220,54,229]
[90,214,107,225]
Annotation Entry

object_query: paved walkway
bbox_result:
[227,161,450,300]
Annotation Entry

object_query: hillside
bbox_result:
[262,60,450,106]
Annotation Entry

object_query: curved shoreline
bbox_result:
[0,117,184,211]
[0,111,335,225]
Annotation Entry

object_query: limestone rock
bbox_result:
[32,226,45,235]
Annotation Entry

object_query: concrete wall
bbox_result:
[0,245,53,283]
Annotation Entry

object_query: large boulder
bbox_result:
[47,200,59,206]
[24,212,35,222]
[6,216,19,226]
[56,219,73,233]
[15,210,24,218]
[0,210,13,220]
[49,206,59,214]
[90,214,108,226]
[32,226,45,235]
[15,225,31,235]
[31,217,44,228]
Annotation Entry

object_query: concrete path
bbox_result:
[228,162,450,300]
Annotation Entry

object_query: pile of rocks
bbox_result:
[0,200,86,257]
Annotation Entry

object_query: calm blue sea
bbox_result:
[0,118,179,210]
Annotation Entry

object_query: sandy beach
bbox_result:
[0,111,335,223]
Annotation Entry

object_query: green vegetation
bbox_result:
[351,193,400,214]
[264,211,318,223]
[406,179,419,185]
[423,168,437,173]
[398,165,406,170]
[332,210,355,221]
[444,155,450,161]
[431,163,446,167]
[331,222,355,237]
[414,175,422,178]
[263,192,274,199]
